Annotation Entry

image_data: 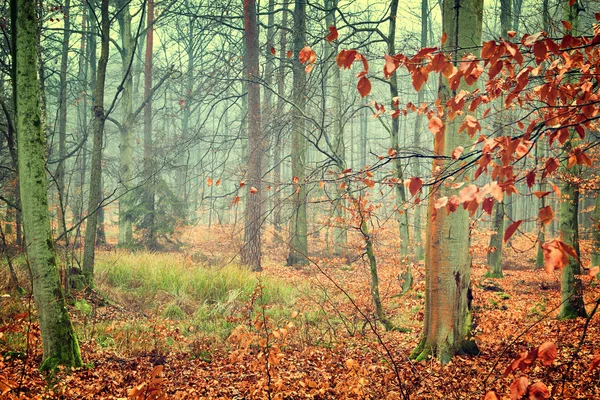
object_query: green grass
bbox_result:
[91,251,305,342]
[96,251,297,307]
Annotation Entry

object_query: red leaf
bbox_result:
[504,220,523,243]
[357,76,371,97]
[541,158,558,179]
[408,177,423,196]
[538,342,557,366]
[286,50,292,58]
[249,186,258,194]
[562,20,573,31]
[299,46,316,64]
[538,206,554,226]
[270,46,276,56]
[526,169,536,188]
[482,197,494,215]
[441,32,448,45]
[589,354,600,371]
[325,25,338,42]
[528,382,550,400]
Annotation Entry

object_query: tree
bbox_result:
[557,0,586,319]
[485,0,512,279]
[287,0,309,266]
[241,0,264,271]
[116,0,135,247]
[387,0,411,261]
[143,0,156,247]
[82,0,110,286]
[55,0,71,240]
[411,0,483,364]
[12,0,82,370]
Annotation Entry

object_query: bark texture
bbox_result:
[241,0,264,271]
[411,0,483,364]
[13,0,82,370]
[286,0,309,266]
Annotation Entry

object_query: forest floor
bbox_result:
[1,223,599,399]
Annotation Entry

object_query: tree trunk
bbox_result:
[362,220,392,330]
[592,191,600,268]
[286,0,309,266]
[13,0,82,370]
[82,0,109,286]
[558,0,586,319]
[143,0,156,247]
[55,0,71,241]
[241,0,264,271]
[411,0,483,364]
[411,0,428,262]
[324,0,347,256]
[273,0,289,233]
[486,0,511,278]
[117,0,134,247]
[388,0,410,260]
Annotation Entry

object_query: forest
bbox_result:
[1,0,600,398]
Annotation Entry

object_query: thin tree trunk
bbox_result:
[117,0,134,247]
[82,0,109,286]
[143,0,155,247]
[411,0,428,262]
[13,0,82,370]
[286,0,309,266]
[56,0,71,241]
[388,0,410,260]
[241,0,264,271]
[273,0,289,233]
[558,0,586,319]
[486,0,511,278]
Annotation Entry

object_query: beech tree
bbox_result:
[12,0,82,370]
[241,0,264,271]
[410,0,484,363]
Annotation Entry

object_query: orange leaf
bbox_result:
[357,76,371,97]
[207,178,213,186]
[286,50,292,58]
[434,196,448,209]
[589,354,600,371]
[528,382,550,400]
[408,177,423,196]
[326,25,338,42]
[510,376,529,400]
[507,30,517,38]
[428,116,444,135]
[542,239,573,273]
[452,146,464,159]
[538,206,554,226]
[249,187,258,194]
[533,191,551,199]
[538,342,557,366]
[299,46,316,65]
[484,391,499,400]
[562,20,572,31]
[504,220,523,243]
[441,32,448,45]
[215,179,221,186]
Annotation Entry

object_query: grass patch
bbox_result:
[92,251,305,341]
